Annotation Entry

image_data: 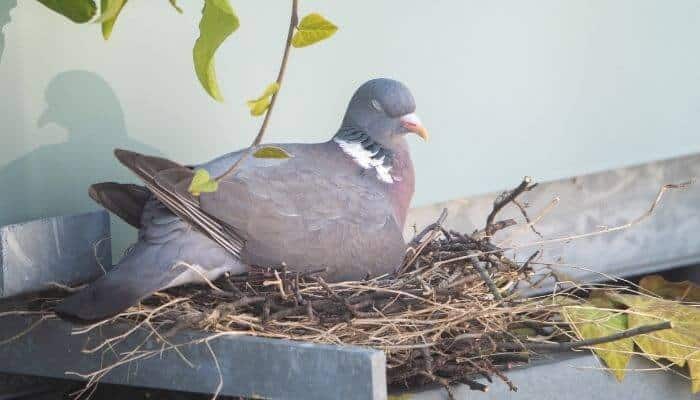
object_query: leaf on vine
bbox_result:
[253,145,292,159]
[562,301,633,382]
[193,0,240,101]
[169,0,183,14]
[100,0,128,40]
[188,169,218,196]
[291,13,338,48]
[37,0,98,23]
[639,275,700,302]
[246,82,280,116]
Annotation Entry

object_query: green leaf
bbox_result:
[188,169,219,196]
[100,0,128,40]
[291,13,338,48]
[246,82,280,116]
[562,303,632,382]
[37,0,98,23]
[193,0,240,101]
[253,145,292,159]
[169,0,183,13]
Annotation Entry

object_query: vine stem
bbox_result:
[253,0,299,146]
[214,0,299,182]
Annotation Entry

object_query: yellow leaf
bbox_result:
[253,145,292,159]
[291,13,338,48]
[689,359,700,393]
[388,395,414,400]
[246,82,280,116]
[639,275,700,302]
[188,169,219,196]
[616,296,700,364]
[610,294,700,392]
[100,0,128,40]
[562,304,632,382]
[193,0,240,101]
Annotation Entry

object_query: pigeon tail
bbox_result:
[89,182,150,228]
[54,219,246,323]
[53,249,183,323]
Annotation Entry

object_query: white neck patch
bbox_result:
[334,138,395,184]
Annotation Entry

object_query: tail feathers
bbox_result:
[54,253,182,323]
[89,182,150,229]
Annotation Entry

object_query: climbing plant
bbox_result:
[34,0,337,140]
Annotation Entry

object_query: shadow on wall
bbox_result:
[0,70,163,255]
[0,0,17,61]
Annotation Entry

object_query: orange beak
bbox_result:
[400,113,429,141]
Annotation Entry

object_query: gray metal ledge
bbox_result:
[0,315,387,400]
[0,211,111,298]
[403,353,696,400]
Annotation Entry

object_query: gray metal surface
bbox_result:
[406,153,700,289]
[402,353,696,399]
[0,315,387,400]
[0,211,111,298]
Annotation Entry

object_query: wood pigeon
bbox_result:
[54,78,429,322]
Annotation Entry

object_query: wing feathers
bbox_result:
[113,149,244,257]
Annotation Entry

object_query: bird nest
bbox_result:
[5,178,695,399]
[61,179,618,397]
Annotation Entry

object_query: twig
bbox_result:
[400,208,448,274]
[0,315,48,346]
[485,177,536,235]
[419,371,457,400]
[458,378,489,392]
[205,340,223,400]
[470,256,502,301]
[518,321,672,352]
[516,180,694,249]
[409,208,449,247]
[520,250,540,272]
[253,0,299,146]
[512,199,543,238]
[313,277,358,318]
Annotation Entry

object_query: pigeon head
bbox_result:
[338,78,429,149]
[333,79,427,185]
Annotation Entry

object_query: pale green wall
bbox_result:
[1,1,699,256]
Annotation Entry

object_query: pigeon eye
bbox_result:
[370,99,384,113]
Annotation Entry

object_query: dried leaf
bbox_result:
[188,169,218,196]
[193,0,240,101]
[100,0,128,40]
[611,294,700,392]
[291,13,338,48]
[246,82,280,116]
[562,302,632,382]
[37,0,97,23]
[639,275,700,302]
[253,145,292,159]
[689,359,700,394]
